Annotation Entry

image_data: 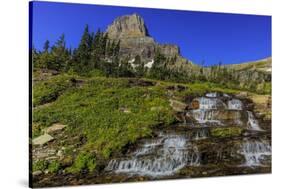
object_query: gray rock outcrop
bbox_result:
[106,13,189,65]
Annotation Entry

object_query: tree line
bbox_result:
[32,25,271,94]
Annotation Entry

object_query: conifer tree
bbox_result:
[72,25,93,73]
[43,40,50,53]
[50,34,70,71]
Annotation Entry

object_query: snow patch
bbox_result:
[145,60,154,68]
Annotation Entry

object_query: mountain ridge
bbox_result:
[105,13,270,74]
[105,13,194,70]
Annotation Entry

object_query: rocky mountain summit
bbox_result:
[107,13,149,39]
[106,13,190,68]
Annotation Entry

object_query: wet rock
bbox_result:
[191,100,200,109]
[169,99,188,112]
[175,112,186,122]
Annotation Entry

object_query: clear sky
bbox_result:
[31,1,271,66]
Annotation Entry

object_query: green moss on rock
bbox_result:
[210,127,243,138]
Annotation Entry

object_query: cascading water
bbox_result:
[105,133,200,177]
[195,97,226,110]
[134,138,163,156]
[247,111,262,131]
[239,141,271,166]
[189,97,226,125]
[104,92,270,180]
[206,92,218,98]
[191,129,209,140]
[190,109,222,124]
[188,96,253,127]
[228,99,243,110]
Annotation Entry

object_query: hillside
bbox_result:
[227,57,272,73]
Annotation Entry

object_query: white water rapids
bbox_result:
[105,133,201,177]
[239,141,271,166]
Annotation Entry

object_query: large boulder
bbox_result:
[169,99,188,112]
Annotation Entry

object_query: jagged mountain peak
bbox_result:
[105,13,190,66]
[106,13,149,39]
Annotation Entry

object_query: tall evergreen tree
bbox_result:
[50,34,70,71]
[72,25,93,73]
[43,40,50,53]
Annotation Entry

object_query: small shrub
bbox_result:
[33,160,48,172]
[48,161,61,173]
[67,152,96,173]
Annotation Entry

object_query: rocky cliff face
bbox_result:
[106,13,189,65]
[107,13,148,39]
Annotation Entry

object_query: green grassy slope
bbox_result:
[32,71,267,174]
[226,57,272,73]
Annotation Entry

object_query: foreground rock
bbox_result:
[169,99,188,112]
[32,134,54,146]
[44,123,67,134]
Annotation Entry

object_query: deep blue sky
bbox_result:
[31,1,271,66]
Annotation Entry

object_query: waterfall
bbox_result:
[190,109,222,124]
[190,97,226,124]
[188,95,256,128]
[247,111,262,131]
[228,99,243,110]
[195,97,226,110]
[134,138,163,156]
[105,134,200,177]
[105,92,270,179]
[239,141,271,166]
[206,92,218,98]
[191,129,209,140]
[223,93,230,98]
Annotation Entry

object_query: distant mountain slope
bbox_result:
[226,57,272,73]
